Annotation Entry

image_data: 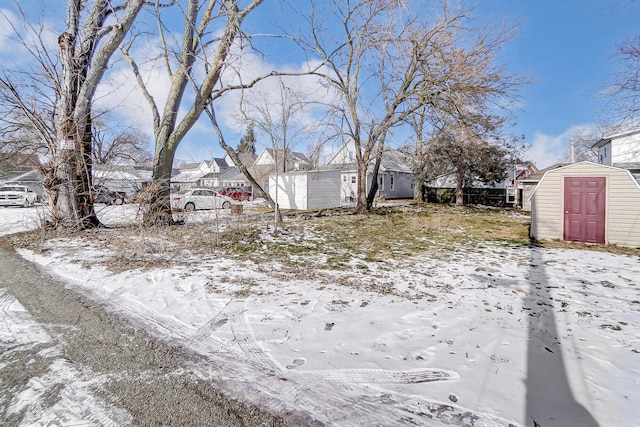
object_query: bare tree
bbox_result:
[121,0,270,225]
[0,1,146,228]
[608,35,640,127]
[427,120,523,206]
[52,0,146,227]
[563,128,602,163]
[241,78,309,227]
[301,0,523,213]
[400,106,450,203]
[92,113,153,165]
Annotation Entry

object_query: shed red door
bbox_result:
[563,177,606,244]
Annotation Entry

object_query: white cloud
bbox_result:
[526,124,596,169]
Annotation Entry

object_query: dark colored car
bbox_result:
[92,185,127,205]
[217,187,253,201]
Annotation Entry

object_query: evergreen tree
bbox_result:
[238,123,257,155]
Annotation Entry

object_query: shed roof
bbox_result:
[527,161,640,201]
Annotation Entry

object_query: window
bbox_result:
[351,175,356,184]
[379,176,384,191]
[390,175,395,191]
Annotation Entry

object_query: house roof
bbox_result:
[212,158,229,169]
[518,163,569,183]
[257,148,311,167]
[171,170,207,183]
[593,128,640,148]
[378,150,412,173]
[325,141,412,174]
[94,169,141,182]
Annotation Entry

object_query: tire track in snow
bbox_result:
[216,298,525,426]
[295,367,460,384]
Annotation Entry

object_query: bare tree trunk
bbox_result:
[45,0,144,229]
[366,149,383,210]
[207,108,282,224]
[144,143,176,226]
[354,163,368,214]
[413,120,427,203]
[455,163,464,206]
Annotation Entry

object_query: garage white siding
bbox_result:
[529,162,640,247]
[269,170,341,210]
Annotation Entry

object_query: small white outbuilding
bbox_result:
[269,170,341,210]
[528,161,640,247]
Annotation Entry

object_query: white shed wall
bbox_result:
[306,170,341,209]
[530,162,640,247]
[270,170,341,210]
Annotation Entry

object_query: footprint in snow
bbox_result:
[286,358,306,369]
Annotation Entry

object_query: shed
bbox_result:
[269,170,341,210]
[529,161,640,247]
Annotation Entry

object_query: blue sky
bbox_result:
[0,1,638,170]
[476,0,639,168]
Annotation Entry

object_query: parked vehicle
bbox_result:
[92,185,127,205]
[217,187,253,201]
[0,185,37,207]
[171,188,232,211]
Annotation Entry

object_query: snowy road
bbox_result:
[0,248,297,426]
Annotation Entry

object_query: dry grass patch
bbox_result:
[6,203,638,276]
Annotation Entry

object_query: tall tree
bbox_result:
[54,0,146,227]
[237,122,257,156]
[122,0,266,225]
[427,122,521,206]
[0,0,146,228]
[302,0,523,213]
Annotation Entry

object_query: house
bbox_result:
[93,164,151,197]
[171,158,230,190]
[593,128,640,169]
[198,158,232,188]
[424,161,539,208]
[269,170,341,210]
[323,141,414,201]
[505,162,539,208]
[245,148,312,193]
[518,163,568,211]
[0,152,39,182]
[528,161,640,248]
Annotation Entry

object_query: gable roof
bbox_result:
[518,163,569,183]
[528,161,640,201]
[257,148,310,166]
[593,128,640,148]
[325,140,411,173]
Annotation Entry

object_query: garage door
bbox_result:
[563,177,606,244]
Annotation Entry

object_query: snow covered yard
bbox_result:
[1,203,639,426]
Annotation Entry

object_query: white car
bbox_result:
[171,188,232,211]
[0,185,38,207]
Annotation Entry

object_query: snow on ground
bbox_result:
[1,204,639,426]
[0,287,132,426]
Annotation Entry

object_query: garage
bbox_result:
[529,162,640,248]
